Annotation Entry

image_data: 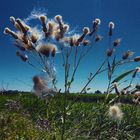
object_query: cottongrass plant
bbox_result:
[4,11,140,139]
[108,104,123,120]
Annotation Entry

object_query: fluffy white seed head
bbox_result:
[109,21,115,29]
[95,18,101,25]
[10,16,15,24]
[63,24,69,32]
[83,27,90,35]
[4,27,11,34]
[55,15,62,22]
[108,105,123,120]
[135,67,140,72]
[40,15,47,22]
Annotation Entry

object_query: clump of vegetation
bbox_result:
[3,10,140,139]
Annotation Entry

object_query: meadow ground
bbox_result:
[0,93,140,140]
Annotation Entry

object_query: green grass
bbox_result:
[0,93,140,140]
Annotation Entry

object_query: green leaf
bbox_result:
[112,69,134,83]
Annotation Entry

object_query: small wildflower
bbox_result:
[108,105,123,120]
[5,99,21,110]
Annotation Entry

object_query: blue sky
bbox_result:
[0,0,140,92]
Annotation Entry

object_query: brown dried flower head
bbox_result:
[4,27,18,39]
[32,76,45,91]
[113,38,121,46]
[122,50,133,60]
[10,16,16,25]
[83,27,90,35]
[37,43,57,57]
[40,15,47,23]
[16,18,28,35]
[83,40,89,46]
[16,51,28,62]
[109,22,115,29]
[95,35,103,42]
[135,84,140,90]
[134,56,140,62]
[106,48,113,57]
[95,18,101,25]
[55,15,62,22]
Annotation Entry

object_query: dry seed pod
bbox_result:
[83,40,89,46]
[55,15,62,22]
[134,56,140,62]
[37,43,56,57]
[33,76,45,91]
[95,18,101,25]
[22,36,28,44]
[89,21,98,36]
[4,27,18,39]
[95,35,103,42]
[14,42,25,51]
[16,51,28,62]
[9,16,16,25]
[70,38,74,46]
[132,67,140,78]
[122,50,133,60]
[24,42,35,50]
[40,15,47,32]
[31,34,38,43]
[135,84,140,90]
[113,82,120,95]
[106,48,113,57]
[108,22,115,36]
[16,18,27,35]
[113,38,121,46]
[83,27,90,35]
[51,47,56,57]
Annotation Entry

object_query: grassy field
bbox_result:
[0,93,140,140]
